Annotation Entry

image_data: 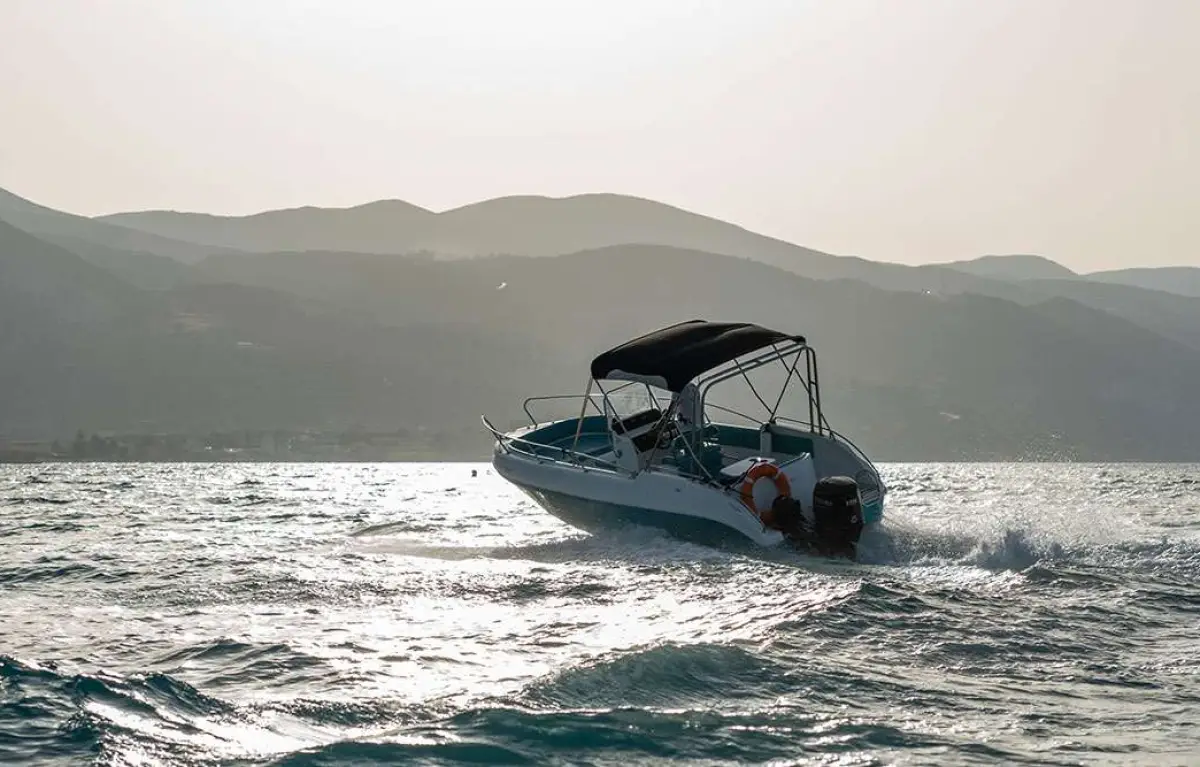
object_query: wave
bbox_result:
[348,521,439,538]
[0,652,393,767]
[203,494,301,507]
[4,463,1197,767]
[0,655,233,765]
[0,560,137,585]
[490,527,740,567]
[269,738,535,766]
[169,645,337,692]
[852,502,1200,580]
[263,703,1042,767]
[359,492,1199,580]
[0,639,1153,767]
[855,522,1064,571]
[3,496,75,506]
[518,642,794,709]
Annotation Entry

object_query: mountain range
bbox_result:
[3,185,1199,460]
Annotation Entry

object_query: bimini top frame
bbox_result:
[584,320,822,431]
[692,335,822,434]
[573,321,831,473]
[588,320,804,394]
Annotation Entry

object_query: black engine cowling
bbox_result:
[810,475,864,556]
[768,475,865,558]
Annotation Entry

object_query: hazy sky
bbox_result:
[3,0,1197,271]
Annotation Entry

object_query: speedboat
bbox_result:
[481,320,886,557]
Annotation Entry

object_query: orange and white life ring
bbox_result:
[738,461,792,518]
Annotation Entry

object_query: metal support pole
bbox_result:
[571,378,594,453]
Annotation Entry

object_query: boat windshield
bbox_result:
[606,383,672,422]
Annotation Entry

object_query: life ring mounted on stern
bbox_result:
[737,461,792,523]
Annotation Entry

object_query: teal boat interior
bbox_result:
[484,320,887,526]
[504,411,884,523]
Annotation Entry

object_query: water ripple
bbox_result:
[0,462,1197,766]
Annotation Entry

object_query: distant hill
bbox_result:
[195,238,1200,357]
[1085,266,1200,299]
[103,192,1046,300]
[196,243,1200,460]
[102,193,817,259]
[1013,278,1200,352]
[924,255,1200,353]
[0,217,149,323]
[31,232,196,289]
[942,254,1078,281]
[6,189,1200,460]
[0,187,235,268]
[40,185,1200,314]
[100,199,435,256]
[0,219,554,442]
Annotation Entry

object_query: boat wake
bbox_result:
[351,501,1181,579]
[854,504,1200,584]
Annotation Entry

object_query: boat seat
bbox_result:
[610,408,670,455]
[760,423,816,457]
[611,408,663,436]
[719,456,771,486]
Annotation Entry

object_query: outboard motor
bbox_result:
[768,475,864,558]
[810,475,864,557]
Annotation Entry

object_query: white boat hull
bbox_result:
[494,446,787,548]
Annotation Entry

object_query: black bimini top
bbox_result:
[589,320,805,393]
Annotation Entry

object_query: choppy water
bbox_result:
[1,463,1198,766]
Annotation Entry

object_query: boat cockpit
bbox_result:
[488,321,884,509]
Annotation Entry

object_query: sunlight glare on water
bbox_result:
[1,462,1198,766]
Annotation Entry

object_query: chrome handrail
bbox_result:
[704,402,762,425]
[521,380,647,426]
[481,415,622,472]
[482,415,809,532]
[521,393,607,426]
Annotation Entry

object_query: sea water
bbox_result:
[1,462,1197,766]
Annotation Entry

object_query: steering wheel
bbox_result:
[656,420,680,449]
